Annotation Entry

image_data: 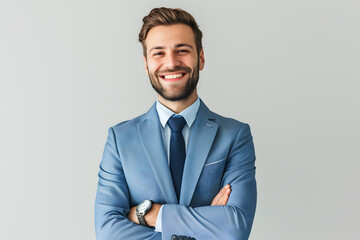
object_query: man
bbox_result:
[95,7,256,240]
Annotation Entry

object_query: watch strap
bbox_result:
[137,213,148,226]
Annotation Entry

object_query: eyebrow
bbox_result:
[149,43,193,53]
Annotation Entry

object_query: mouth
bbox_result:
[159,72,187,82]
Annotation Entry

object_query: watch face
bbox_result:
[137,200,151,213]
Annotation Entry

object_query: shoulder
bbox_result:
[211,111,251,136]
[199,100,250,133]
[112,113,145,129]
[108,102,156,133]
[109,111,147,136]
[103,113,148,146]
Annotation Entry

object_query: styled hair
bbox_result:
[139,7,203,57]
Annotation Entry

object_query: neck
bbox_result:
[158,90,198,114]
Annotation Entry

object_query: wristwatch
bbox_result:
[136,200,153,226]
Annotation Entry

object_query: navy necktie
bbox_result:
[168,115,186,201]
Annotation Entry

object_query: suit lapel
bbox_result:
[180,101,219,205]
[137,104,178,204]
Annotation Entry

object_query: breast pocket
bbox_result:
[203,157,227,167]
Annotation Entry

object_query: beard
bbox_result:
[147,61,200,102]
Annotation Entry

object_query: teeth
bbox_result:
[164,73,183,79]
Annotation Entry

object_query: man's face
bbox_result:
[144,24,205,101]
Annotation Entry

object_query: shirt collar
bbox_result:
[156,97,200,128]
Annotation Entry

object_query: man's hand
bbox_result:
[211,184,231,206]
[127,203,162,227]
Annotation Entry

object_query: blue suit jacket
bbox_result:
[95,100,257,240]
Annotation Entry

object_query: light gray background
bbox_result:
[1,0,359,239]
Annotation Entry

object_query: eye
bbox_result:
[177,49,189,54]
[153,52,164,56]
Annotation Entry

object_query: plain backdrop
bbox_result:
[1,0,359,239]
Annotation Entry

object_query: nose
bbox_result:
[164,52,180,69]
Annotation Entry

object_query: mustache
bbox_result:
[156,66,191,75]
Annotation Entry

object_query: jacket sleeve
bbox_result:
[95,127,161,240]
[160,124,257,240]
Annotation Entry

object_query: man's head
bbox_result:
[139,7,205,102]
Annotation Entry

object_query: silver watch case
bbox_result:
[136,200,153,216]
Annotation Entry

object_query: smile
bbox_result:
[159,73,186,81]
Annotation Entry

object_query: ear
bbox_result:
[199,48,205,71]
[143,56,149,76]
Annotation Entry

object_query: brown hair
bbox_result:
[139,7,203,57]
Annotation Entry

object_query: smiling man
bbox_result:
[95,7,257,240]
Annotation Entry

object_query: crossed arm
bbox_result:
[127,185,232,227]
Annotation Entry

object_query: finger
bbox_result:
[217,195,227,205]
[211,185,231,206]
[211,191,223,205]
[213,188,225,200]
[218,188,231,205]
[217,187,232,205]
[212,186,228,203]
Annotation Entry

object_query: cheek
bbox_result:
[184,58,198,69]
[148,63,161,75]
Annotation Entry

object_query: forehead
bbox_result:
[145,24,196,50]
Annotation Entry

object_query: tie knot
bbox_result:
[168,115,186,132]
